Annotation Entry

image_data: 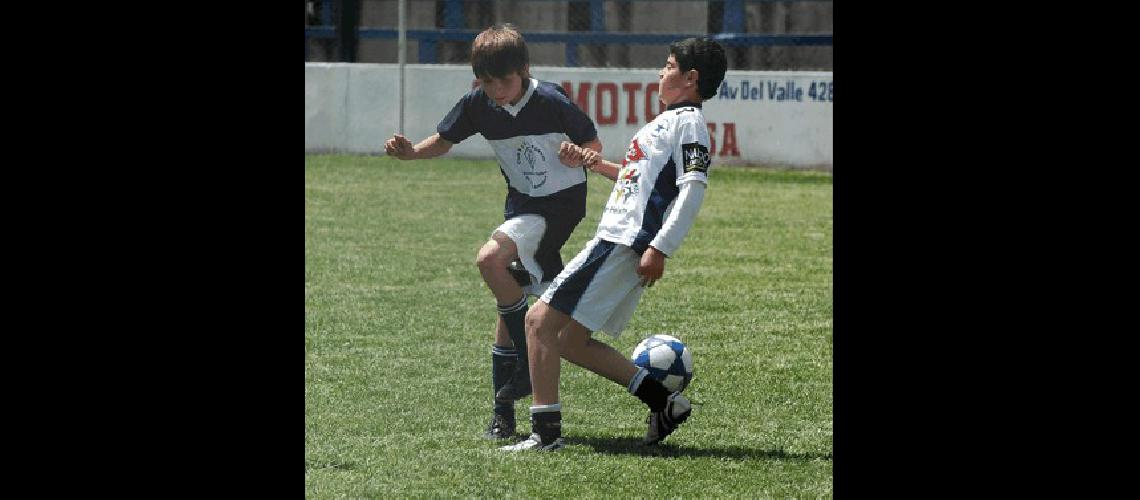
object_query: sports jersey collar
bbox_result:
[666,101,702,110]
[500,78,538,117]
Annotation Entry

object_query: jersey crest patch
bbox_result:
[516,141,549,189]
[682,143,710,174]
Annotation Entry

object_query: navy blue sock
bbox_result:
[491,345,516,416]
[530,403,562,442]
[497,295,529,375]
[632,375,671,412]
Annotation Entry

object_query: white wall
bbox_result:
[305,63,832,169]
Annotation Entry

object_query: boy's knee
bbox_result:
[475,241,510,272]
[525,307,543,334]
[525,304,558,341]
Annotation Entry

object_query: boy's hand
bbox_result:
[558,141,586,168]
[581,149,601,169]
[384,134,415,160]
[637,246,667,287]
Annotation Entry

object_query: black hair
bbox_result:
[669,38,728,100]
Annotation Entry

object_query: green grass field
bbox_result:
[305,154,832,498]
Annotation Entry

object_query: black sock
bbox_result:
[491,345,516,416]
[634,377,672,412]
[531,407,562,442]
[497,295,529,375]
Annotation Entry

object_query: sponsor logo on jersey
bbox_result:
[681,143,710,174]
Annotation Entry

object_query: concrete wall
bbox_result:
[306,63,832,169]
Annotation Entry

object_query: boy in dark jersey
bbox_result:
[384,24,602,440]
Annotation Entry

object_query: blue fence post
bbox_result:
[430,0,462,64]
[723,0,744,33]
[574,0,604,68]
[590,0,605,31]
[445,0,463,29]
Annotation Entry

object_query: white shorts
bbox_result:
[539,238,646,339]
[493,214,549,297]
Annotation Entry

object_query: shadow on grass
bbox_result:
[571,435,831,461]
[305,459,356,471]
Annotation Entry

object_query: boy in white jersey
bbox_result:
[384,24,602,440]
[502,38,727,452]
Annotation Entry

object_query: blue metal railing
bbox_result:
[305,0,833,65]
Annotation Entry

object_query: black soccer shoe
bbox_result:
[644,392,692,445]
[507,259,531,287]
[483,413,516,440]
[495,371,532,401]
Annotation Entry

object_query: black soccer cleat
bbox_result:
[507,259,531,288]
[644,392,692,445]
[495,371,532,401]
[483,413,516,440]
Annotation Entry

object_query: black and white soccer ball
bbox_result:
[630,334,693,393]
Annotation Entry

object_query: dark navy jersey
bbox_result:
[437,78,598,223]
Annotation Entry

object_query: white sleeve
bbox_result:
[672,115,712,186]
[649,180,706,257]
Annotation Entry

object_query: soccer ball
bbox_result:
[630,334,693,393]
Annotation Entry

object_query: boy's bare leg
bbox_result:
[476,232,525,310]
[501,299,569,449]
[477,231,532,402]
[511,299,690,450]
[494,319,511,347]
[525,302,641,403]
[556,322,638,386]
[523,300,569,406]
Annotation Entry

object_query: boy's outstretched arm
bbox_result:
[384,133,453,160]
[559,141,620,181]
[585,157,621,182]
[557,138,602,169]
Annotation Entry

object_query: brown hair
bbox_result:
[471,23,529,80]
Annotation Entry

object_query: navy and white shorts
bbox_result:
[494,214,550,297]
[539,238,646,338]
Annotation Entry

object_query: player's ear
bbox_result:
[522,64,531,80]
[687,68,699,86]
